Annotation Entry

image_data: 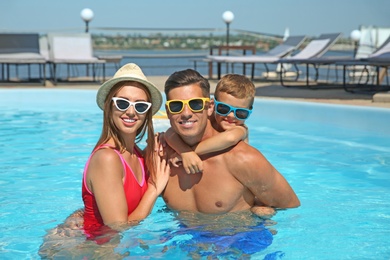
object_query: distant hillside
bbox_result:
[91,34,354,51]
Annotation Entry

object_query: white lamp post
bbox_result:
[350,29,361,57]
[81,8,94,33]
[222,11,234,56]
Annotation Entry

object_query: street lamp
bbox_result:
[81,8,94,33]
[222,11,234,56]
[350,29,361,57]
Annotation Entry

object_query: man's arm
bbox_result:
[231,143,300,209]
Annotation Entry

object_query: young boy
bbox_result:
[164,74,276,219]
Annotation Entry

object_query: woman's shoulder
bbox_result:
[91,146,122,165]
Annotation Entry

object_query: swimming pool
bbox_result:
[0,89,389,259]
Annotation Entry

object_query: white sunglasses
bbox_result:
[112,97,151,114]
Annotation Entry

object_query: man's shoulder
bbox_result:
[221,142,268,181]
[225,141,262,163]
[234,140,257,152]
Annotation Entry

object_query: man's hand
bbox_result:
[251,206,276,219]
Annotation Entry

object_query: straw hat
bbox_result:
[96,63,162,115]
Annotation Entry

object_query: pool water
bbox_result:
[0,89,389,259]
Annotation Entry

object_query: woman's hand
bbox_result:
[152,150,170,195]
[152,134,170,195]
[155,132,166,157]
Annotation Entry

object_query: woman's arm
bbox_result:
[87,149,131,227]
[87,149,170,230]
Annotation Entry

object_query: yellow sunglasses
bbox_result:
[166,98,210,114]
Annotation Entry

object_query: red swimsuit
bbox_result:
[82,145,148,237]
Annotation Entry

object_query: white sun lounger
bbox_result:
[0,33,47,85]
[47,33,106,84]
[207,35,307,79]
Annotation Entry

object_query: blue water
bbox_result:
[1,89,390,259]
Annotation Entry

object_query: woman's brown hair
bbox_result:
[94,81,158,184]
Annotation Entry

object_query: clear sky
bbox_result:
[0,0,389,38]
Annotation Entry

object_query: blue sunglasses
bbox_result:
[214,99,252,120]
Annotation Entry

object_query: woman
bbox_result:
[39,63,170,257]
[82,63,170,238]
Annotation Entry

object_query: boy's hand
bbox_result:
[169,152,183,168]
[181,151,203,174]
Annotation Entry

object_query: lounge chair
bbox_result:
[366,36,390,59]
[47,33,106,84]
[94,54,123,81]
[277,33,342,86]
[296,35,390,92]
[335,37,390,92]
[207,35,307,79]
[0,33,47,85]
[355,25,390,59]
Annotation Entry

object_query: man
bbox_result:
[162,69,300,213]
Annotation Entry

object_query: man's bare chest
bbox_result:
[164,161,249,213]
